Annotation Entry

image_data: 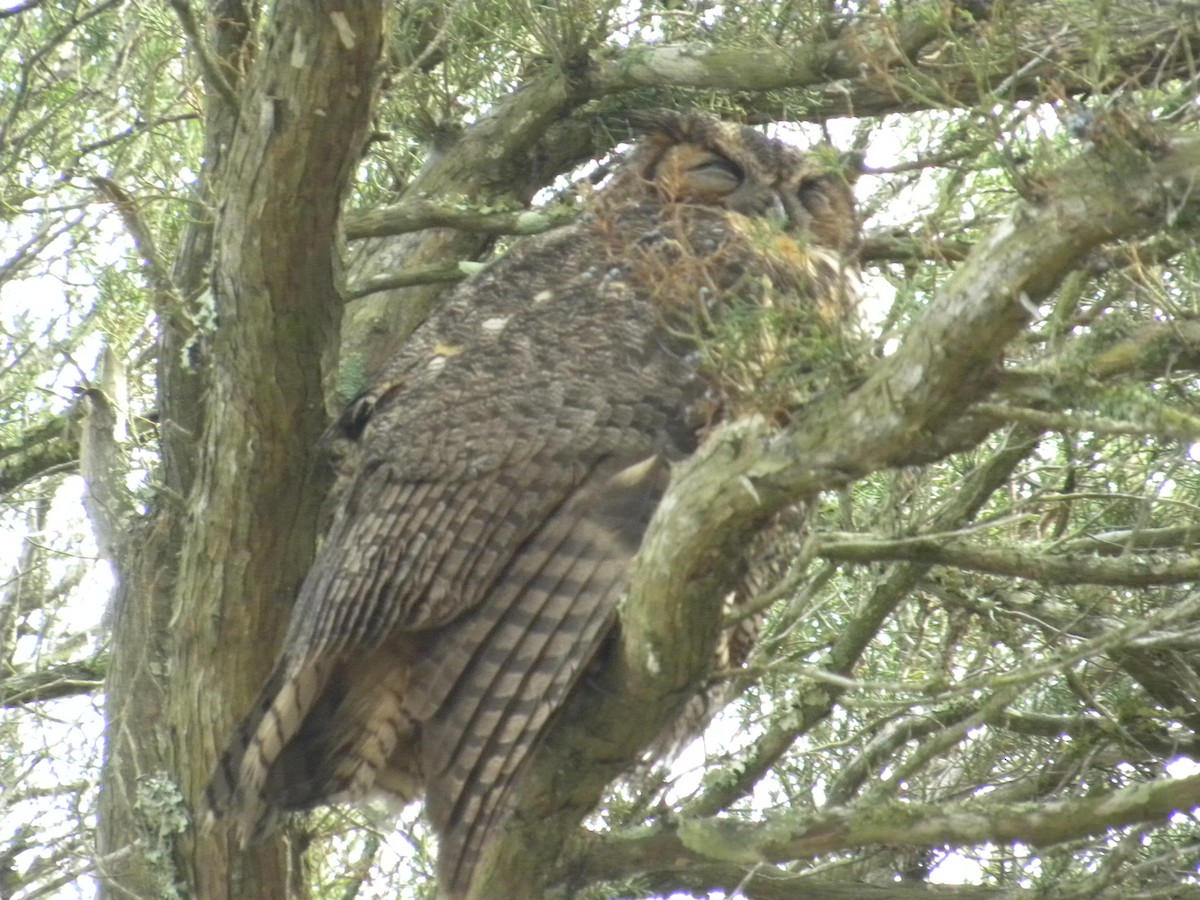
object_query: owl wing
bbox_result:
[206,388,676,877]
[413,451,669,896]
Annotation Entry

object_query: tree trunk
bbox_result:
[96,5,389,899]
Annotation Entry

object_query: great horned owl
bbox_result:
[205,109,860,898]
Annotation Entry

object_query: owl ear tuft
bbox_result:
[624,107,691,141]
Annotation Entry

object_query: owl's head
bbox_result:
[605,109,859,255]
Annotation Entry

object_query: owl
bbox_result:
[204,109,860,898]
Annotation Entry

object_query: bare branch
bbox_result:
[816,533,1200,586]
[345,198,577,241]
[344,261,483,300]
[1057,525,1200,556]
[166,0,239,108]
[0,658,106,708]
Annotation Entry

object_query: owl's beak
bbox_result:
[765,192,789,227]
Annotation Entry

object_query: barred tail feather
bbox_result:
[204,656,333,843]
[328,657,417,801]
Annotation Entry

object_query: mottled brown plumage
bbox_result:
[205,109,860,898]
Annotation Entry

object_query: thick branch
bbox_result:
[627,868,1017,900]
[1,658,106,708]
[591,4,953,96]
[587,1,1200,119]
[973,401,1200,442]
[573,772,1200,886]
[1088,319,1200,380]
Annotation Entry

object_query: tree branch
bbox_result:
[590,3,954,96]
[166,0,238,108]
[572,772,1200,889]
[972,401,1200,443]
[815,533,1200,586]
[586,1,1200,119]
[1057,525,1200,556]
[345,197,578,241]
[0,658,107,708]
[0,413,78,497]
[345,262,483,301]
[344,196,974,270]
[606,867,1019,900]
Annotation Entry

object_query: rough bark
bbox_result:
[97,4,389,900]
[94,0,253,893]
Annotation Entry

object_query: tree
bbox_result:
[3,0,1200,898]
